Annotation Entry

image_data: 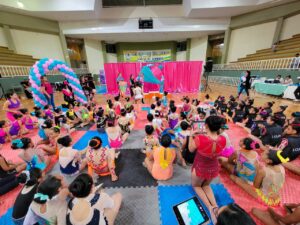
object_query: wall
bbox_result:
[190,36,208,61]
[227,22,277,62]
[0,27,8,47]
[280,13,300,40]
[107,53,118,63]
[116,41,177,62]
[84,38,105,74]
[10,29,64,60]
[176,51,187,61]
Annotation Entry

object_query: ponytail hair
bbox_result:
[17,168,42,186]
[11,138,31,150]
[34,175,62,204]
[89,136,102,149]
[69,173,93,198]
[243,138,260,150]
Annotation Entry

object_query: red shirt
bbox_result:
[192,134,226,179]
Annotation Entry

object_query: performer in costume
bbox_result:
[159,75,165,93]
[116,73,126,98]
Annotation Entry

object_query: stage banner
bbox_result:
[124,49,171,62]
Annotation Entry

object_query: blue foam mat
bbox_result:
[157,184,234,225]
[0,208,14,225]
[73,131,110,151]
[96,85,107,94]
[141,107,150,113]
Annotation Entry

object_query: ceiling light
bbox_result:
[17,1,24,8]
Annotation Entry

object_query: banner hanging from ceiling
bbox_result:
[123,49,171,62]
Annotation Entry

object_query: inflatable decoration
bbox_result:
[29,58,87,108]
[141,64,163,85]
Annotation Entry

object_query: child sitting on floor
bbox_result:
[219,122,235,158]
[106,118,128,150]
[126,105,136,126]
[44,105,53,120]
[143,134,176,181]
[11,138,47,171]
[143,125,159,156]
[153,111,164,135]
[58,135,86,176]
[96,107,107,133]
[0,120,11,146]
[220,137,259,184]
[168,106,179,130]
[9,114,28,139]
[20,108,37,131]
[230,155,285,207]
[118,108,131,135]
[113,95,122,116]
[149,104,156,116]
[86,136,118,181]
[53,108,72,134]
[66,104,82,127]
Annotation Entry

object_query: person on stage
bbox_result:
[159,75,165,93]
[116,73,126,97]
[129,74,135,97]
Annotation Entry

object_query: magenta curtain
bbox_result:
[104,61,203,94]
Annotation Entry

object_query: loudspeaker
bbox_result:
[176,41,187,52]
[105,44,116,53]
[139,18,153,29]
[204,57,213,73]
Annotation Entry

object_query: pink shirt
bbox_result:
[43,82,53,94]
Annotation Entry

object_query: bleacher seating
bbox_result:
[0,46,38,66]
[237,33,300,62]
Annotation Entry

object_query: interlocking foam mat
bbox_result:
[72,130,110,151]
[157,184,234,225]
[95,149,158,188]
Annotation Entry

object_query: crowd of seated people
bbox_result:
[1,77,300,224]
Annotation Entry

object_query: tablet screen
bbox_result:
[173,197,209,225]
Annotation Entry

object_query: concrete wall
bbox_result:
[176,51,187,61]
[84,38,104,74]
[0,27,8,47]
[280,13,300,40]
[107,53,118,63]
[190,36,208,62]
[227,22,277,62]
[10,29,64,60]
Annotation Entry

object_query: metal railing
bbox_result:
[0,65,90,77]
[213,57,300,71]
[202,76,240,87]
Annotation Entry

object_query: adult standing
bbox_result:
[3,92,22,122]
[116,73,126,97]
[41,76,55,109]
[238,70,251,97]
[188,116,226,223]
[129,74,135,97]
[159,75,165,93]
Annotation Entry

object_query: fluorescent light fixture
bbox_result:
[17,0,24,8]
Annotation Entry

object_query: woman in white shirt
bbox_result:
[23,175,69,225]
[283,75,294,85]
[67,173,122,225]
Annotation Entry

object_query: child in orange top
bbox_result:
[143,134,176,181]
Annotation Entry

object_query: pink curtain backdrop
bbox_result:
[104,61,203,94]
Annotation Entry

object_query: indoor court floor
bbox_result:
[0,83,299,225]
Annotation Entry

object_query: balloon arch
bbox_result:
[29,58,87,108]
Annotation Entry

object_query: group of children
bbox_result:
[1,87,300,225]
[140,93,300,224]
